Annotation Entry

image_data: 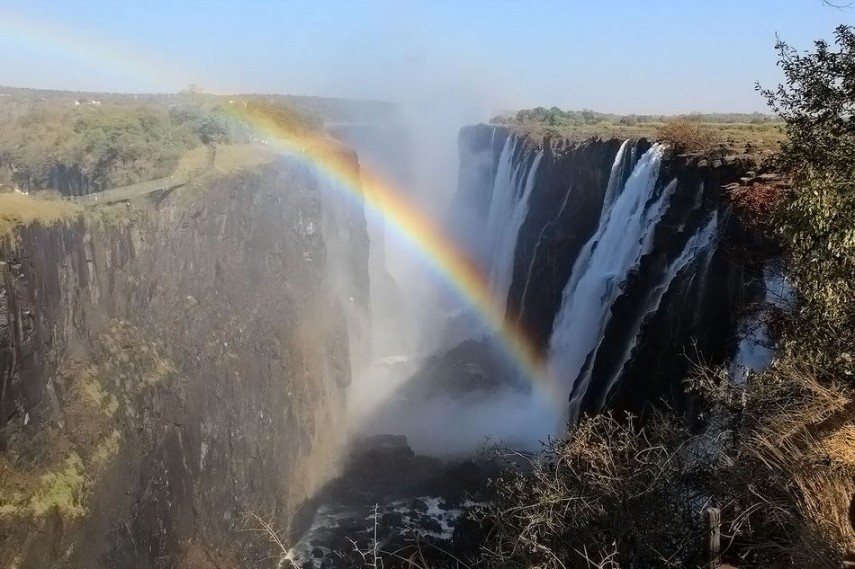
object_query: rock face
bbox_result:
[0,154,370,568]
[451,124,760,417]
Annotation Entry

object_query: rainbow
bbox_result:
[0,10,560,401]
[228,104,557,398]
[0,10,191,92]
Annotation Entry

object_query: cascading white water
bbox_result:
[483,136,522,260]
[438,134,534,345]
[547,144,676,411]
[487,150,544,316]
[593,212,720,411]
[600,140,631,222]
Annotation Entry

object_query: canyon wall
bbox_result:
[0,153,369,568]
[452,125,758,418]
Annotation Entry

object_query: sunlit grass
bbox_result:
[511,120,786,154]
[0,192,82,237]
[174,143,278,177]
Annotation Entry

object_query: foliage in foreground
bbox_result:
[480,414,708,568]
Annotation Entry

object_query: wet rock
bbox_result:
[381,511,403,526]
[452,514,489,561]
[290,437,496,568]
[355,434,410,454]
[0,158,370,567]
[422,517,443,534]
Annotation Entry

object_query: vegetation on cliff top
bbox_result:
[0,192,81,238]
[482,26,855,569]
[493,107,785,154]
[0,92,320,195]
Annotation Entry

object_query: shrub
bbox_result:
[479,414,708,568]
[28,453,87,519]
[689,362,855,568]
[724,182,783,232]
[0,192,81,237]
[656,119,720,153]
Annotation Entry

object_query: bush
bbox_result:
[656,119,720,153]
[480,414,709,568]
[28,454,87,519]
[0,97,317,195]
[689,362,855,568]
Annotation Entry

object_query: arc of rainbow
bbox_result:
[229,105,558,400]
[0,10,193,93]
[0,11,560,403]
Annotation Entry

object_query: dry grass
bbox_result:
[174,143,277,178]
[656,119,722,153]
[0,192,81,237]
[481,360,855,568]
[511,120,786,155]
[818,423,855,468]
[691,361,855,567]
[480,413,706,568]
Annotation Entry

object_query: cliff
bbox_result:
[452,124,763,417]
[0,152,369,568]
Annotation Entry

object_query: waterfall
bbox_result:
[592,212,720,412]
[483,136,519,256]
[478,133,547,316]
[547,143,677,412]
[600,140,631,222]
[487,150,544,316]
[445,134,529,343]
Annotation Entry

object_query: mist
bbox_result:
[325,76,562,455]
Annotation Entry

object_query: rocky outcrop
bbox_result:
[0,153,369,568]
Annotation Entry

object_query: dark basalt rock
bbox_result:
[290,435,496,568]
[0,154,370,568]
[451,125,765,418]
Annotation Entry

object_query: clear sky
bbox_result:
[1,0,853,115]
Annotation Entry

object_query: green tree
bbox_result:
[759,25,855,373]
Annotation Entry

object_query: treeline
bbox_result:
[0,94,319,196]
[494,106,779,127]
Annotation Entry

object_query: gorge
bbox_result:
[0,119,767,568]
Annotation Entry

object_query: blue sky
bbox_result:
[1,0,853,114]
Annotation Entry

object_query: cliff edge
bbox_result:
[0,150,369,568]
